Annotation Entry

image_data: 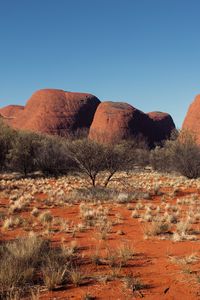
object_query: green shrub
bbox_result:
[0,120,16,171]
[34,135,74,175]
[7,131,40,175]
[150,129,200,179]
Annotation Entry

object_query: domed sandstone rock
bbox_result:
[89,101,155,144]
[182,95,200,143]
[10,89,100,135]
[148,111,175,143]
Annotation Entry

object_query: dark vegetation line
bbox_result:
[0,119,200,184]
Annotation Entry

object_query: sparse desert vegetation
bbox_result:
[2,123,200,298]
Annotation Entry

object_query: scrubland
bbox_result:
[1,121,200,298]
[1,170,200,299]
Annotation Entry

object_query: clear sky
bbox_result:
[1,0,200,127]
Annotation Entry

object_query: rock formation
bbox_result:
[0,89,175,145]
[0,105,24,119]
[148,111,175,143]
[7,89,100,135]
[89,102,175,146]
[182,94,200,143]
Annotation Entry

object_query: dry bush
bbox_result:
[74,186,117,202]
[150,129,200,179]
[169,130,200,179]
[0,235,49,297]
[42,250,68,290]
[97,220,112,240]
[2,217,16,230]
[0,234,81,298]
[38,210,53,225]
[67,139,105,186]
[106,243,134,268]
[102,143,135,187]
[144,221,171,237]
[68,266,85,287]
[131,209,140,218]
[117,244,134,267]
[91,247,102,266]
[150,145,172,172]
[67,138,143,187]
[106,247,119,268]
[31,207,39,217]
[169,253,199,265]
[5,235,49,266]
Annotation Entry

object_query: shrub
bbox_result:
[0,235,80,297]
[169,130,200,178]
[144,221,171,237]
[117,244,134,267]
[150,129,200,179]
[7,131,40,175]
[121,136,150,167]
[5,235,49,266]
[67,138,143,187]
[0,235,49,297]
[34,135,74,176]
[38,211,53,225]
[68,266,85,287]
[150,146,172,172]
[0,120,16,171]
[42,250,68,290]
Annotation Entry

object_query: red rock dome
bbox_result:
[88,101,155,144]
[182,95,200,143]
[0,105,24,118]
[148,111,175,143]
[10,89,100,135]
[0,89,176,146]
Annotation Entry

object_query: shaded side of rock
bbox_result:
[148,111,175,143]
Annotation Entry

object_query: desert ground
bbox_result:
[1,170,200,299]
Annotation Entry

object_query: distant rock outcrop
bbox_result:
[0,105,24,119]
[89,102,175,146]
[148,112,175,143]
[0,89,175,146]
[89,101,140,143]
[182,95,200,143]
[9,89,100,135]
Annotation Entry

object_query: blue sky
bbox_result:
[1,0,200,127]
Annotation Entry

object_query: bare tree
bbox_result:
[67,139,106,186]
[103,143,134,187]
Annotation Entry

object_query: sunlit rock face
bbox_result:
[4,89,100,135]
[182,95,200,144]
[0,105,24,118]
[0,90,175,145]
[89,101,175,146]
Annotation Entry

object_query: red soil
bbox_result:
[1,173,200,299]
